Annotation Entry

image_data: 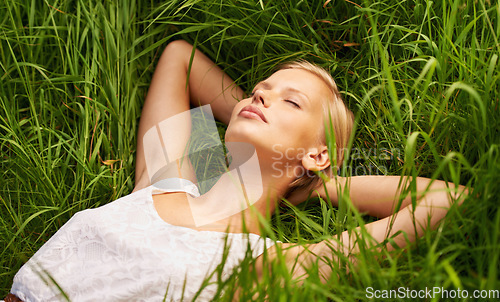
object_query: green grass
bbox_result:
[1,0,499,300]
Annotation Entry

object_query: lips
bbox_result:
[238,105,267,123]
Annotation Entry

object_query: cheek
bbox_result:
[284,116,320,142]
[297,125,324,156]
[268,120,314,160]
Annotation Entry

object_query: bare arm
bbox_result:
[274,179,468,283]
[312,181,467,280]
[299,175,462,218]
[134,40,244,191]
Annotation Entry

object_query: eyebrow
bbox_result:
[255,81,271,89]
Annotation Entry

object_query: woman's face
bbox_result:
[225,68,332,168]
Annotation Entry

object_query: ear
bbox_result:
[301,145,330,172]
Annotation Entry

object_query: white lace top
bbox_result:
[10,180,274,302]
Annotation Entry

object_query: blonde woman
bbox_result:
[5,40,468,302]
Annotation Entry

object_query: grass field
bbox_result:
[1,0,499,300]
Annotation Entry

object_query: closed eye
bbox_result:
[285,99,300,108]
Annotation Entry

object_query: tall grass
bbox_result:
[1,0,499,300]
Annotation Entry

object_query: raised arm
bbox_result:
[312,179,466,279]
[134,40,244,191]
[311,175,465,218]
[273,176,469,283]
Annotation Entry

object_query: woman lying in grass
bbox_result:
[6,40,468,302]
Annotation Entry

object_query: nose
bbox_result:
[252,89,268,107]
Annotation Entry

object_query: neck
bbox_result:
[191,149,295,234]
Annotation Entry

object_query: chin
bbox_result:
[225,126,264,152]
[225,129,252,146]
[225,120,254,143]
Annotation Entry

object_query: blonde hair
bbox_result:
[279,60,354,198]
